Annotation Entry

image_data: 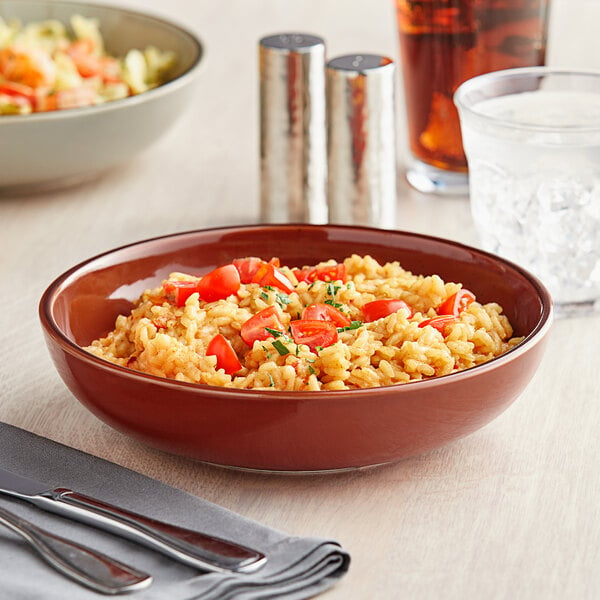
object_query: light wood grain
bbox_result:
[1,1,599,598]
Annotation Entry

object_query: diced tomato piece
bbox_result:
[293,263,346,284]
[0,82,37,103]
[302,303,351,328]
[315,263,346,282]
[251,263,295,294]
[206,334,242,375]
[0,82,36,113]
[73,53,102,78]
[418,315,458,332]
[240,306,286,346]
[196,264,241,303]
[98,56,122,83]
[54,86,96,109]
[162,280,199,307]
[362,299,412,322]
[66,39,100,78]
[0,46,56,88]
[68,39,96,56]
[36,93,58,112]
[233,257,265,283]
[0,92,32,113]
[233,257,282,284]
[292,268,311,283]
[290,319,338,352]
[438,289,476,316]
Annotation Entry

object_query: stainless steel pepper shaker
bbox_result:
[259,33,327,224]
[326,54,397,228]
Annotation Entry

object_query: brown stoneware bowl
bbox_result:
[39,225,553,472]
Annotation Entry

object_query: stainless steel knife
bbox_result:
[0,466,267,574]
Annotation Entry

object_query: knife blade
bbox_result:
[0,466,266,573]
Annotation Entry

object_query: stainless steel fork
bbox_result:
[0,505,152,595]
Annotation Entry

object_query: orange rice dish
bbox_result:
[85,254,522,391]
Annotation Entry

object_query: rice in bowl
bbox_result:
[85,254,522,391]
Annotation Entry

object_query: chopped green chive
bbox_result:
[308,365,316,375]
[265,327,284,337]
[272,339,290,356]
[276,292,291,306]
[337,320,363,333]
[324,299,343,308]
[267,373,275,387]
[260,291,269,301]
[326,282,341,297]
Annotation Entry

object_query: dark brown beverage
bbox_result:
[396,0,550,173]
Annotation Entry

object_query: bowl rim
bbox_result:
[0,0,204,124]
[39,224,554,400]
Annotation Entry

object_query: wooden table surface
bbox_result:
[1,1,599,598]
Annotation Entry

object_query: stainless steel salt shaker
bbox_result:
[259,33,327,224]
[326,54,397,228]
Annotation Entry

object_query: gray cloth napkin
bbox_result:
[0,422,349,599]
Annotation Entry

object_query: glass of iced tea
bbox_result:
[395,0,551,194]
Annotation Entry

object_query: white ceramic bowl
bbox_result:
[0,0,203,192]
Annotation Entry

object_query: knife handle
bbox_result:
[31,488,266,573]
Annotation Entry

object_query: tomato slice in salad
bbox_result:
[293,263,346,284]
[67,39,100,77]
[362,299,412,322]
[0,81,37,103]
[437,289,476,316]
[302,303,351,328]
[162,280,199,307]
[418,315,458,332]
[196,264,241,303]
[206,334,242,375]
[240,305,286,346]
[290,319,338,352]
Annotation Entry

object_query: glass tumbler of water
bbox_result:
[455,67,600,317]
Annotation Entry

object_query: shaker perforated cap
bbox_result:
[259,33,327,224]
[326,54,397,228]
